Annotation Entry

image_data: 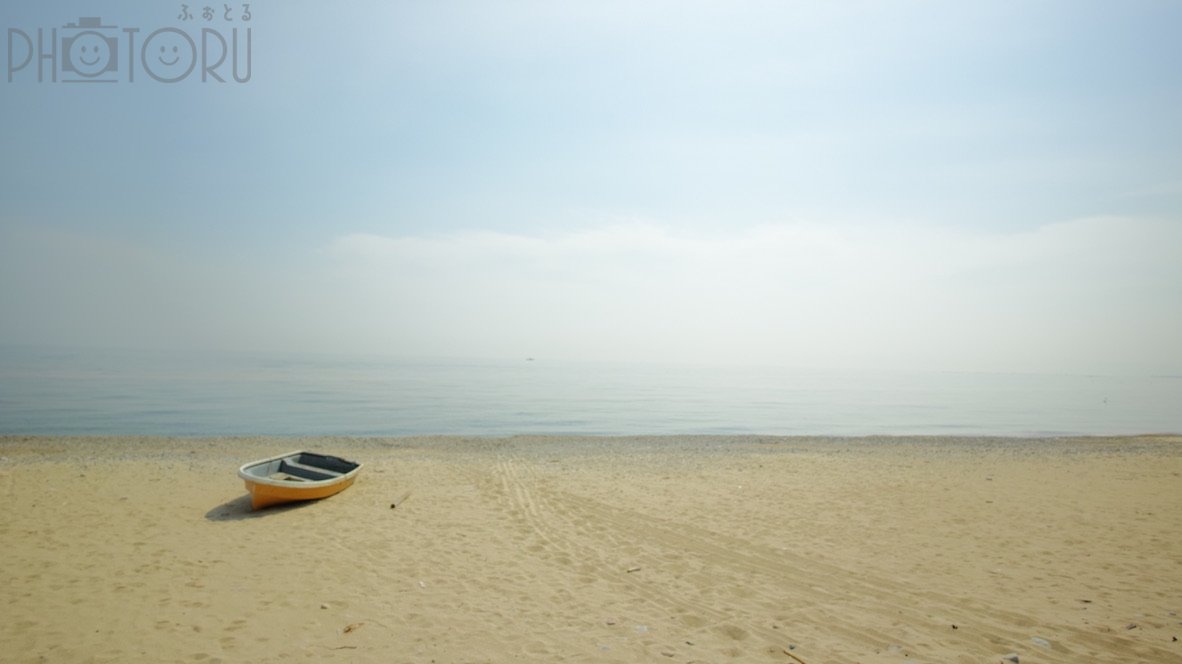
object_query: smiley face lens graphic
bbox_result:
[159,45,181,66]
[66,31,113,76]
[141,28,197,82]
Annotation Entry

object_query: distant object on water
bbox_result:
[238,451,363,510]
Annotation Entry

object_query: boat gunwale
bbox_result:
[237,450,364,488]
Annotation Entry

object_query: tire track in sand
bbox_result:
[491,455,880,662]
[488,453,1175,663]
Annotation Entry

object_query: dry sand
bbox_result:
[1,435,1180,663]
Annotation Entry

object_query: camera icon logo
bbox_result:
[61,17,119,81]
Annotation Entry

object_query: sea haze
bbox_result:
[0,346,1178,438]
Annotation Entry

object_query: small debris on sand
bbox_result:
[389,491,412,509]
[781,647,808,664]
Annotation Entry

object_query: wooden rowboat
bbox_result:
[238,451,363,510]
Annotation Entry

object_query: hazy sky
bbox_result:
[1,0,1180,374]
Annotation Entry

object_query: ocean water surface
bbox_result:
[0,346,1178,437]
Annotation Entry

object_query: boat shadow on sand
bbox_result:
[204,494,314,522]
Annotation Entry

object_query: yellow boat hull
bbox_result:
[242,474,358,510]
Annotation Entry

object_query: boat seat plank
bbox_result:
[281,459,346,479]
[268,472,310,482]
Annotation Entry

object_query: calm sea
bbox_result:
[0,346,1178,437]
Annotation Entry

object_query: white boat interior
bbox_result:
[241,452,360,483]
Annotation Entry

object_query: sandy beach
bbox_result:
[1,435,1179,663]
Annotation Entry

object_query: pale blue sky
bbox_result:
[2,1,1180,373]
